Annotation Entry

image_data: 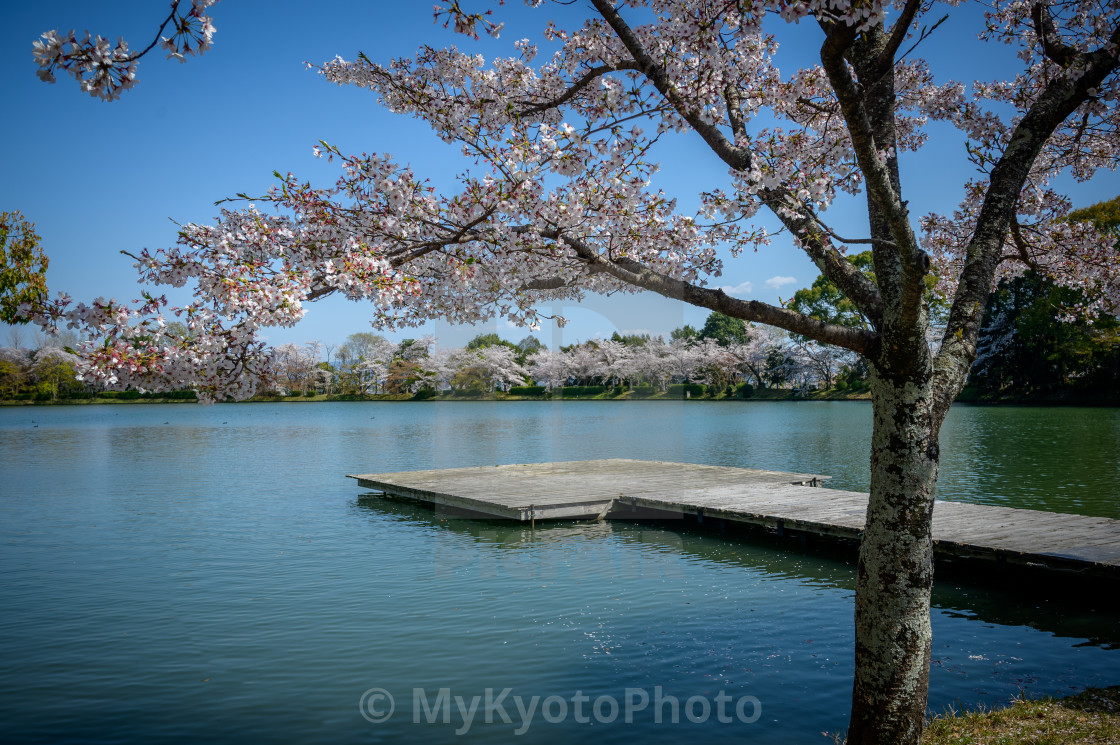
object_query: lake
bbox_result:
[1,401,1117,743]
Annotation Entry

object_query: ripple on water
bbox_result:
[1,402,1117,744]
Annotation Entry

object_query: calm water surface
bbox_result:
[1,401,1118,744]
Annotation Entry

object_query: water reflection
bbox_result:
[2,401,1118,745]
[938,405,1120,515]
[354,495,1120,650]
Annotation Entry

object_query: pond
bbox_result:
[1,401,1117,743]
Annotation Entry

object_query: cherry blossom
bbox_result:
[33,1,218,101]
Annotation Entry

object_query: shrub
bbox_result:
[411,388,437,400]
[736,383,754,398]
[450,388,484,397]
[508,385,546,396]
[629,385,656,398]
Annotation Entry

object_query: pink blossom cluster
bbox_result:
[23,291,271,403]
[523,329,848,390]
[918,0,1120,314]
[922,184,1119,315]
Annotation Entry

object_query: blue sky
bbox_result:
[2,1,1116,351]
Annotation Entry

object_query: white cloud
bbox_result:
[717,280,753,296]
[764,275,797,289]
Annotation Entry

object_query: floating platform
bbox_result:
[348,458,1120,579]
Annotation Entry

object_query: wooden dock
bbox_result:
[348,459,1120,579]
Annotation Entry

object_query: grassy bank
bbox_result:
[921,686,1120,745]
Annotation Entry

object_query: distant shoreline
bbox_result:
[4,387,1118,407]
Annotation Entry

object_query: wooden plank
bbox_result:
[348,459,1120,579]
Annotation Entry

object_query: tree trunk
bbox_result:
[846,365,942,745]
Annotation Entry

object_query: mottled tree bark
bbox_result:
[847,362,943,743]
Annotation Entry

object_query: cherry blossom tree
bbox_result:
[692,336,744,390]
[563,342,603,384]
[662,336,702,382]
[652,338,686,390]
[594,337,634,387]
[791,336,853,388]
[27,1,1120,742]
[527,347,569,389]
[475,344,530,390]
[724,326,778,388]
[422,346,461,391]
[272,341,323,393]
[30,346,82,400]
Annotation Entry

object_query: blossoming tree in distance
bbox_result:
[28,1,1120,742]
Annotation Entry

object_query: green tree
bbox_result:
[972,194,1120,400]
[465,332,518,351]
[763,347,794,388]
[450,365,488,392]
[609,331,651,347]
[1069,194,1120,238]
[698,311,748,346]
[30,347,81,400]
[972,272,1120,397]
[0,349,30,399]
[0,211,50,324]
[789,251,947,331]
[669,324,698,341]
[788,251,876,329]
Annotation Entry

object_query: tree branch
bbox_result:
[517,62,642,115]
[585,0,890,330]
[819,23,916,258]
[757,188,885,327]
[386,205,499,267]
[548,229,879,355]
[724,83,747,141]
[1008,214,1044,273]
[873,0,923,76]
[1031,3,1078,68]
[589,0,752,171]
[932,24,1120,415]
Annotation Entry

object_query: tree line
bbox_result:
[261,311,868,399]
[5,264,1117,403]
